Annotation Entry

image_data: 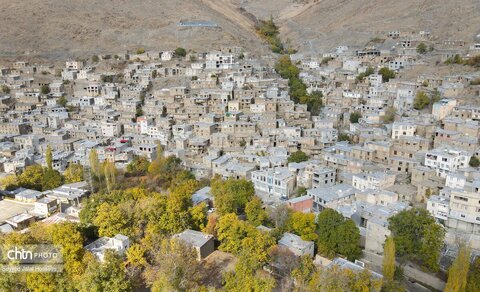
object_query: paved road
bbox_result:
[362,251,445,291]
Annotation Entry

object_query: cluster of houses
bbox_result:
[0,30,480,279]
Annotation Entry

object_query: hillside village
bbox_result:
[0,29,480,291]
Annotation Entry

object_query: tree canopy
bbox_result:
[469,156,480,167]
[445,244,470,292]
[174,47,187,57]
[317,208,362,261]
[378,67,395,82]
[64,163,84,183]
[288,211,318,241]
[383,236,396,283]
[245,197,267,226]
[413,91,430,110]
[417,42,427,54]
[288,150,309,163]
[388,208,445,271]
[256,18,284,54]
[349,111,362,123]
[211,178,254,215]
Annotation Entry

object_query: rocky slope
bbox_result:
[0,0,479,59]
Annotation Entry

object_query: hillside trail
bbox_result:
[277,0,323,22]
[202,0,257,34]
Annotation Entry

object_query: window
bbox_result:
[454,196,468,202]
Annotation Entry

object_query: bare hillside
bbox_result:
[279,0,480,53]
[0,0,479,59]
[0,0,266,59]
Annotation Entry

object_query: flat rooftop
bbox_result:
[0,199,34,223]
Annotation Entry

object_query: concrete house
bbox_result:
[279,232,314,257]
[252,167,296,200]
[85,234,130,262]
[174,229,215,260]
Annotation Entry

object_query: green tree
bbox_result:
[431,88,442,104]
[40,85,51,94]
[159,180,197,234]
[216,213,254,254]
[136,48,145,54]
[256,18,284,54]
[89,149,101,177]
[127,156,150,176]
[445,244,470,292]
[417,42,427,54]
[317,208,361,261]
[135,105,143,118]
[379,67,395,82]
[338,132,351,142]
[469,156,480,167]
[0,175,17,190]
[383,106,396,123]
[269,203,292,232]
[292,255,316,289]
[356,66,375,82]
[224,258,276,292]
[25,273,59,292]
[388,208,445,271]
[78,251,132,292]
[383,236,396,283]
[46,145,53,170]
[349,111,362,123]
[125,244,147,269]
[189,202,207,230]
[49,222,87,278]
[64,163,84,183]
[303,91,324,115]
[17,164,44,191]
[296,186,307,197]
[413,91,430,110]
[93,202,132,237]
[57,95,68,107]
[41,168,64,191]
[91,55,99,63]
[174,47,187,57]
[245,197,267,226]
[1,85,10,94]
[336,219,362,261]
[288,211,318,241]
[240,229,276,271]
[211,178,254,215]
[288,150,309,163]
[465,55,480,68]
[275,55,307,102]
[466,257,480,292]
[143,238,202,291]
[420,223,445,271]
[103,161,117,193]
[308,265,383,291]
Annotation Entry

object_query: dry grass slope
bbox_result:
[280,0,480,52]
[0,0,478,58]
[0,0,267,59]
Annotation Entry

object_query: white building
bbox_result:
[391,121,416,139]
[307,184,356,211]
[85,234,130,262]
[101,121,122,137]
[424,148,471,177]
[352,171,396,191]
[251,167,296,200]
